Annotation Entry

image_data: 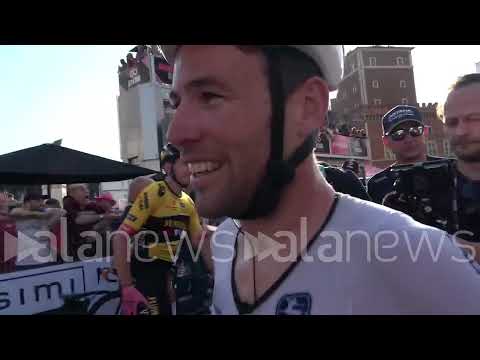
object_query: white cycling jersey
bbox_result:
[211,194,480,315]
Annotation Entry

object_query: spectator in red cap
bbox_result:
[95,192,117,214]
[92,192,121,257]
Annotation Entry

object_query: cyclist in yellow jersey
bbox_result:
[112,144,203,315]
[120,178,202,262]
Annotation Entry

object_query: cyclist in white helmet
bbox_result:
[159,45,480,315]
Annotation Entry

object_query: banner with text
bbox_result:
[317,131,368,158]
[0,258,119,315]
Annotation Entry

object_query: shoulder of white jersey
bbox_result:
[336,194,454,252]
[335,192,404,225]
[375,203,449,237]
[215,217,237,233]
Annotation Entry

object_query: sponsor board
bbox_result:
[0,258,119,315]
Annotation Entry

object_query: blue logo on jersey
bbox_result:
[276,293,312,315]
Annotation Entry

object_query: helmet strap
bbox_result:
[239,48,316,220]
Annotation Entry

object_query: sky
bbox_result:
[0,45,479,161]
[0,45,134,161]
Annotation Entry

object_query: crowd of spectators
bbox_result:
[0,185,122,274]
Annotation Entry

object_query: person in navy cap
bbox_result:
[367,105,442,204]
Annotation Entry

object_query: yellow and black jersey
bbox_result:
[119,181,202,263]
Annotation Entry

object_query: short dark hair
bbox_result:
[160,143,180,169]
[24,192,43,203]
[342,159,360,173]
[45,198,61,208]
[450,73,480,91]
[235,46,324,98]
[276,46,324,98]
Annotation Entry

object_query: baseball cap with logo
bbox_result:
[382,105,423,136]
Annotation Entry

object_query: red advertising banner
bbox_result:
[317,130,368,158]
[154,56,173,85]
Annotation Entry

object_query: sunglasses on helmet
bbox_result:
[388,126,424,141]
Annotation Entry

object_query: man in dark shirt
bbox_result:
[318,162,370,201]
[367,105,442,204]
[64,184,117,261]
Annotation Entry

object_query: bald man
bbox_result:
[128,177,155,204]
[111,177,155,231]
[64,184,119,260]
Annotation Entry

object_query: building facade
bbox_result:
[320,46,450,177]
[333,46,417,124]
[117,46,174,171]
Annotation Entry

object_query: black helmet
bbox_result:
[160,143,180,168]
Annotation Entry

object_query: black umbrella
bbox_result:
[0,144,158,185]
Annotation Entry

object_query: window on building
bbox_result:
[353,86,357,94]
[385,148,396,160]
[427,141,438,156]
[351,62,356,72]
[401,98,408,105]
[396,57,405,66]
[354,103,360,109]
[369,57,376,66]
[374,99,382,105]
[400,80,407,88]
[372,80,379,88]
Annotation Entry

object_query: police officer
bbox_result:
[368,105,442,204]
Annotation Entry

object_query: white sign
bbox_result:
[0,258,120,315]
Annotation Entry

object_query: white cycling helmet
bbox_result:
[155,44,345,220]
[157,45,344,91]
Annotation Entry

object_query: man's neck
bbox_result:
[395,153,428,166]
[166,176,182,196]
[238,157,336,251]
[458,161,480,181]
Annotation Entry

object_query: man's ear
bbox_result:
[283,76,329,156]
[301,76,330,134]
